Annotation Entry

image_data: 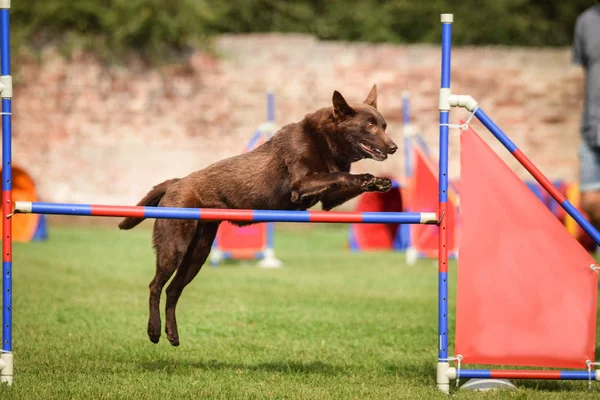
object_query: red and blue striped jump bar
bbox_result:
[14,202,438,225]
[457,369,598,381]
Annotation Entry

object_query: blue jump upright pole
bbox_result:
[436,13,453,394]
[264,89,278,265]
[267,89,275,128]
[0,0,13,386]
[402,91,413,180]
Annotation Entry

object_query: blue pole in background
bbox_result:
[266,89,276,255]
[267,89,275,133]
[402,91,413,180]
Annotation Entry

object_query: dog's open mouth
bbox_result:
[359,142,387,161]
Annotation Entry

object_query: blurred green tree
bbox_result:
[6,0,597,65]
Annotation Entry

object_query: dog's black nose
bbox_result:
[388,143,398,154]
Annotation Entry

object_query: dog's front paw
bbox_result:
[363,176,392,192]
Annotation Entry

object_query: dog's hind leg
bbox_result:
[148,259,177,344]
[164,222,219,347]
[147,219,198,344]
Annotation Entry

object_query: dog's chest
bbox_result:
[315,155,348,175]
[323,157,348,174]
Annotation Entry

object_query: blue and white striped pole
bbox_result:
[261,88,281,267]
[0,0,13,386]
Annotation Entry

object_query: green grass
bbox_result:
[0,223,599,399]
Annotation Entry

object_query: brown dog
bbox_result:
[119,85,397,346]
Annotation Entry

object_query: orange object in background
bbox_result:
[0,166,46,242]
[563,182,597,253]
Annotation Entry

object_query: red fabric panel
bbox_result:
[456,126,598,368]
[350,182,402,250]
[409,146,457,256]
[216,222,267,252]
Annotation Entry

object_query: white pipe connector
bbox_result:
[438,88,452,112]
[14,201,31,213]
[0,76,12,99]
[421,212,438,224]
[0,0,10,10]
[0,352,13,385]
[441,14,453,23]
[448,94,478,112]
[437,362,450,394]
[439,89,479,112]
[446,366,457,379]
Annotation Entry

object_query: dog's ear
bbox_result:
[332,90,355,118]
[363,84,377,109]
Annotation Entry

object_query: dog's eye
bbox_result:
[367,122,375,129]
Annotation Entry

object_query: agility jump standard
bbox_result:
[0,0,12,386]
[210,90,282,268]
[0,0,436,383]
[436,13,600,393]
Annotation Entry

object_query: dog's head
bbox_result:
[331,85,397,162]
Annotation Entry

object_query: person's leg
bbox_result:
[578,139,600,231]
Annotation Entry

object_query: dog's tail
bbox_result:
[118,178,180,230]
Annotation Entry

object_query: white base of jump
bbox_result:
[405,247,418,266]
[460,379,516,391]
[258,248,283,269]
[209,249,223,267]
[0,353,13,385]
[209,248,283,268]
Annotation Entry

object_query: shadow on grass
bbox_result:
[140,358,448,382]
[139,359,343,376]
[138,357,600,393]
[383,360,434,382]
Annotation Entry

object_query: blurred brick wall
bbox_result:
[10,34,584,209]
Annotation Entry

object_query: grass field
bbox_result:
[1,223,599,399]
